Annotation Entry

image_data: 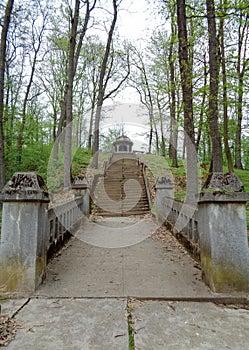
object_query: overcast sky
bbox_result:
[96,0,162,151]
[103,0,159,150]
[118,0,152,42]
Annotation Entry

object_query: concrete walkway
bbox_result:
[36,217,211,298]
[1,217,249,349]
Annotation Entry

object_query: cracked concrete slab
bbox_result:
[4,298,128,350]
[0,299,29,318]
[132,300,249,350]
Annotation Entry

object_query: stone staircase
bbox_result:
[93,153,150,216]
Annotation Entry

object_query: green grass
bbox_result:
[139,154,187,201]
[126,304,135,350]
[71,148,92,178]
[231,168,249,192]
[0,147,92,225]
[224,167,249,231]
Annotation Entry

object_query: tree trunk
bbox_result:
[17,9,47,164]
[63,0,80,189]
[54,1,94,161]
[53,87,67,159]
[206,0,223,172]
[92,0,118,168]
[176,0,197,203]
[234,11,248,170]
[234,88,243,169]
[0,0,14,188]
[160,119,166,157]
[17,48,40,164]
[87,107,94,150]
[219,2,233,172]
[157,95,166,157]
[148,108,154,154]
[168,19,178,167]
[196,54,208,153]
[87,88,97,149]
[153,121,159,154]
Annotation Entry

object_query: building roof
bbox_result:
[113,135,133,145]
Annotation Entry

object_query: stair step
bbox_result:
[93,154,150,217]
[93,211,150,217]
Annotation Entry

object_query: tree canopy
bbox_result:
[0,0,248,191]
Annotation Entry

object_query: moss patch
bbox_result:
[0,262,29,292]
[201,252,249,293]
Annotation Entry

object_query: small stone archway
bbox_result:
[113,135,133,153]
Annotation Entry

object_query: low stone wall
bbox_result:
[141,162,152,210]
[163,198,200,261]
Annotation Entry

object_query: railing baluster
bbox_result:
[47,197,84,258]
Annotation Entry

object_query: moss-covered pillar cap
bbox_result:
[155,176,174,190]
[71,176,89,190]
[0,172,50,202]
[198,172,249,203]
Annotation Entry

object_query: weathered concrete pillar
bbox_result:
[72,176,90,216]
[0,172,50,293]
[155,176,174,224]
[198,172,249,293]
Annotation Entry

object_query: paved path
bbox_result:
[1,217,249,349]
[36,217,211,298]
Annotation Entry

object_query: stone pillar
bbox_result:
[0,172,50,293]
[198,172,249,293]
[155,176,174,224]
[72,176,90,216]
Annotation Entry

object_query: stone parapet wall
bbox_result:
[0,172,89,293]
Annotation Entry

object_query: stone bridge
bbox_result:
[0,156,249,295]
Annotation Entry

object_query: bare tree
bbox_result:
[218,0,233,172]
[92,0,130,167]
[168,11,178,167]
[176,0,198,203]
[129,46,156,154]
[61,0,97,188]
[0,0,14,188]
[206,0,223,172]
[54,0,96,162]
[91,0,118,166]
[234,9,248,170]
[16,2,48,164]
[196,53,208,154]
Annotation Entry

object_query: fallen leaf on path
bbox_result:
[0,315,20,347]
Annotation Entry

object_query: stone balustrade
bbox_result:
[155,173,249,293]
[47,196,84,259]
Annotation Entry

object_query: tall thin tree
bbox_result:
[54,0,96,164]
[92,0,119,167]
[206,0,223,172]
[218,0,233,172]
[176,0,197,203]
[234,9,248,170]
[0,0,14,189]
[168,9,178,167]
[62,0,96,188]
[63,0,81,189]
